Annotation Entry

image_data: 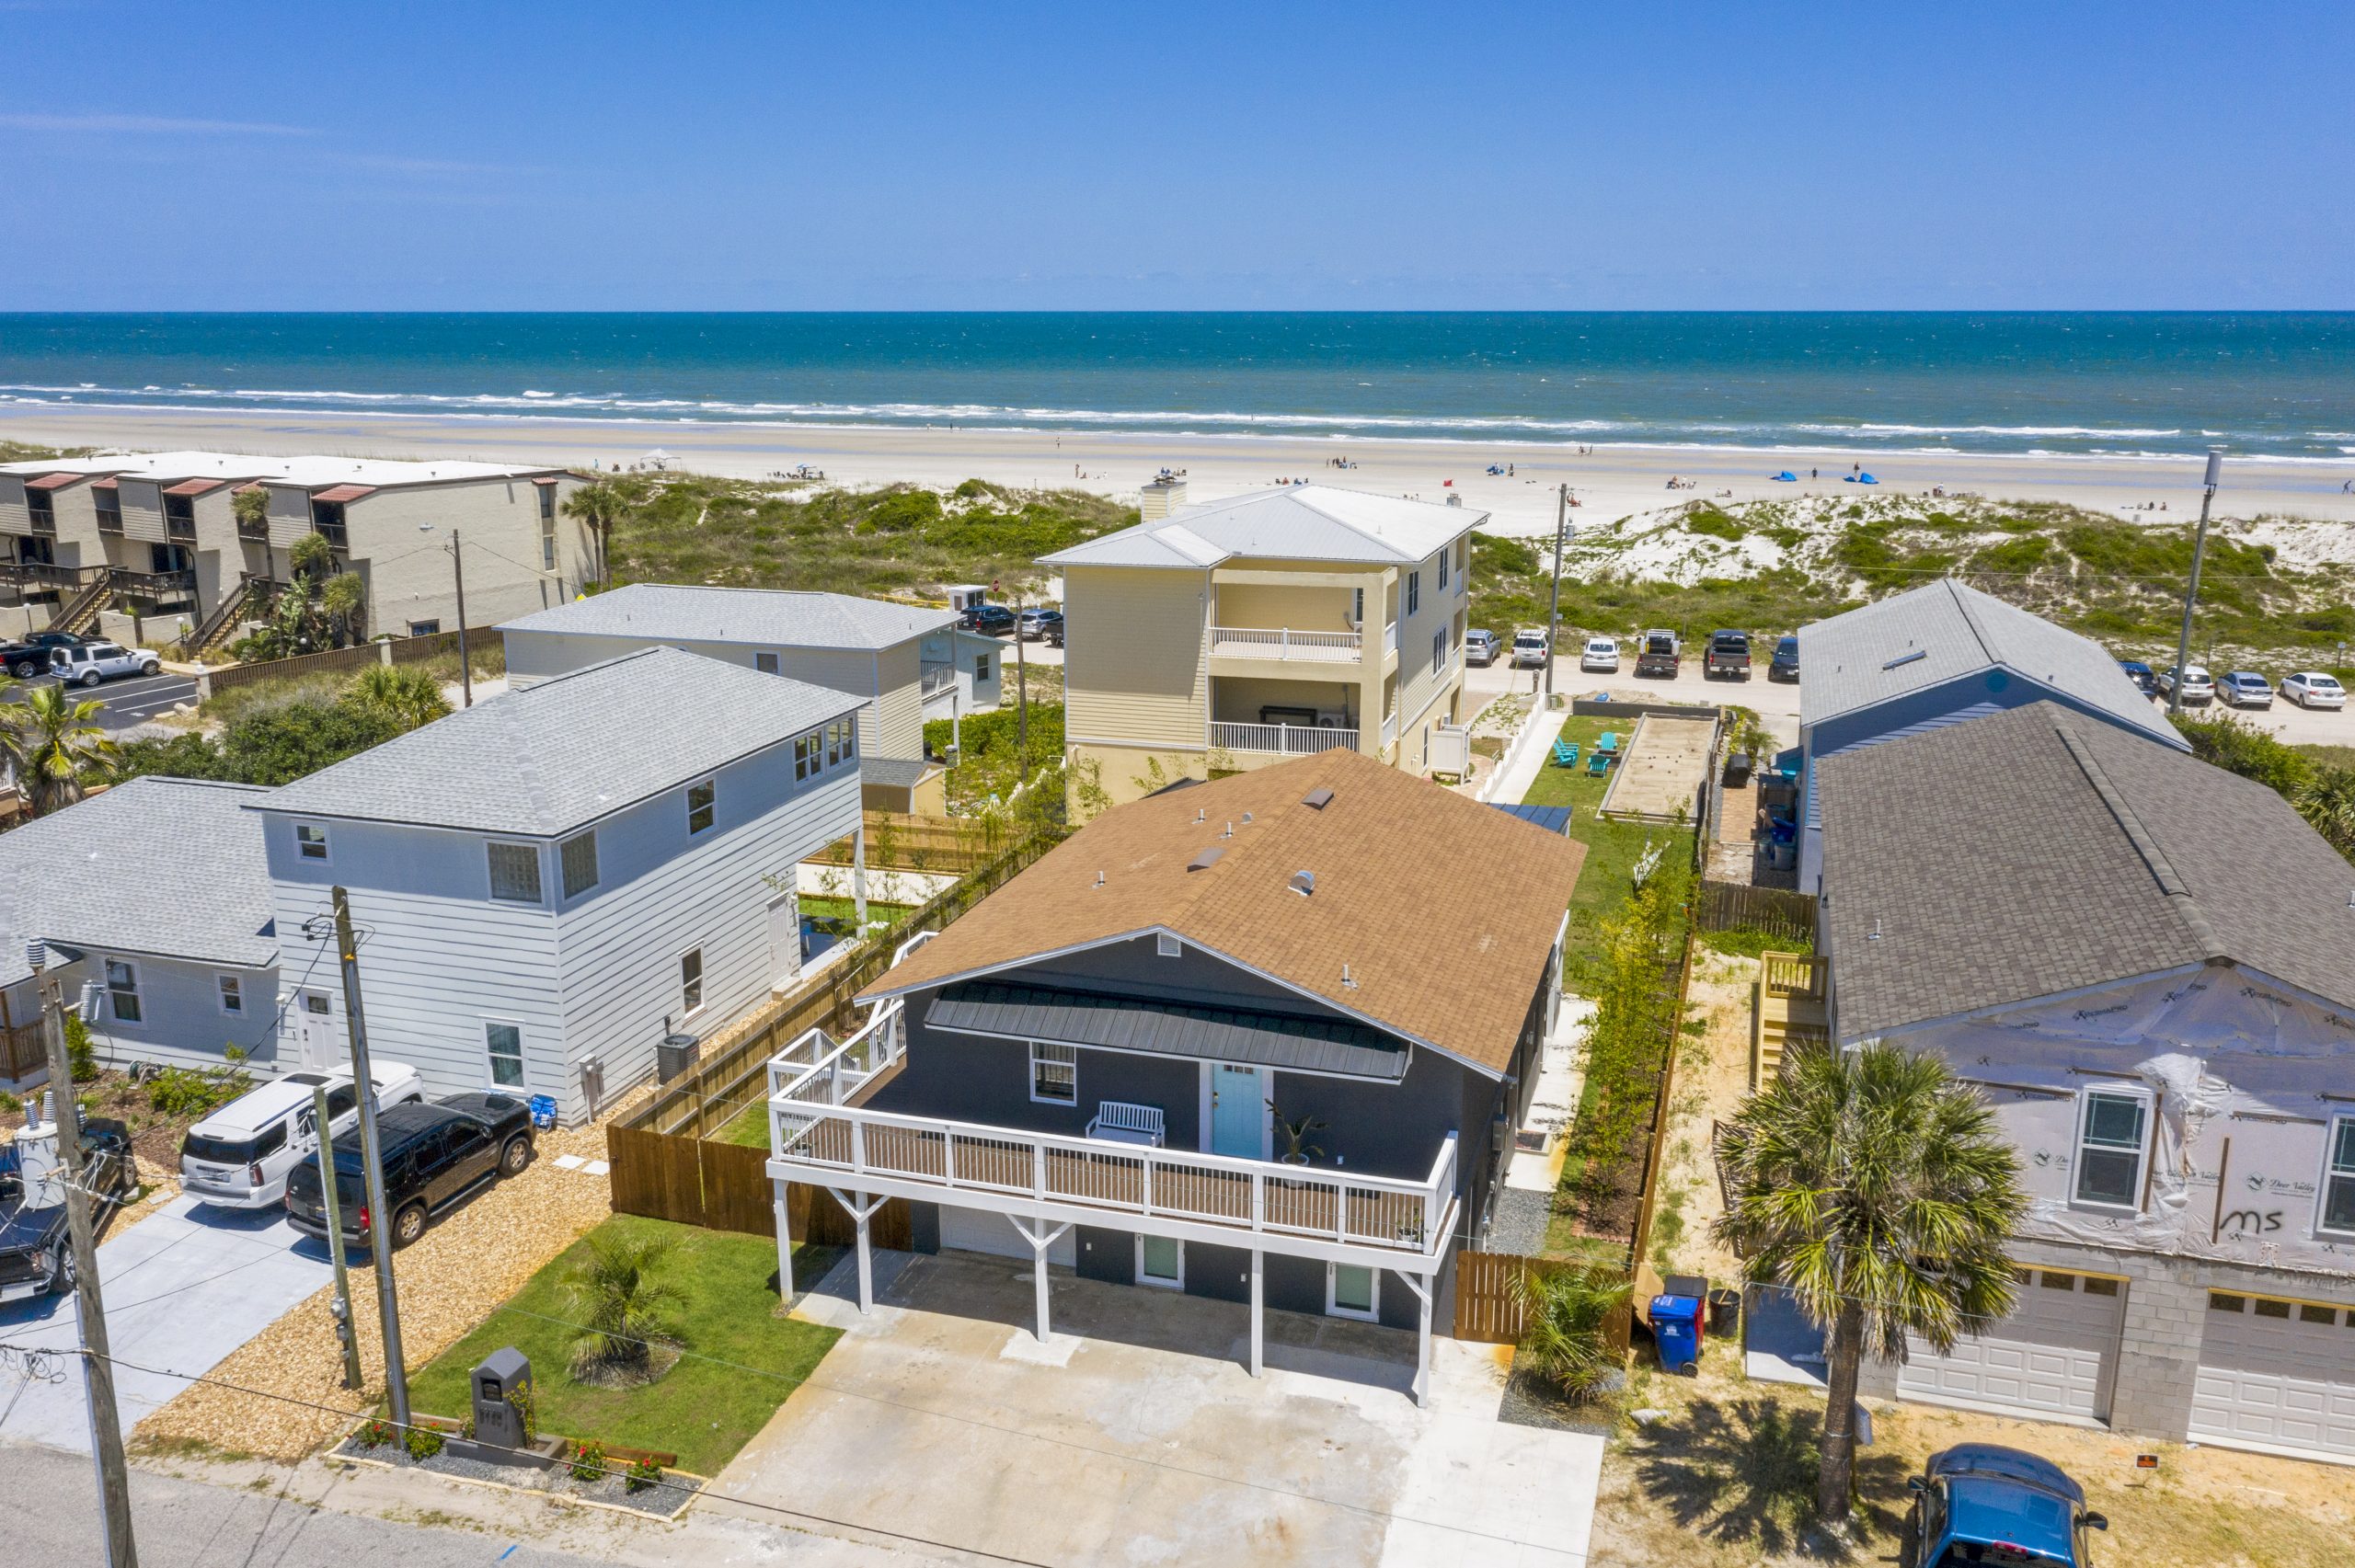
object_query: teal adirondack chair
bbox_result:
[1551,738,1580,768]
[1587,750,1611,776]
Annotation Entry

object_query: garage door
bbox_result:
[937,1205,1077,1267]
[1897,1268,2125,1421]
[2190,1291,2355,1459]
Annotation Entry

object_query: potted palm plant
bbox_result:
[1269,1105,1327,1165]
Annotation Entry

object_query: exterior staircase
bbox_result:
[1751,950,1830,1088]
[49,568,114,636]
[181,574,278,660]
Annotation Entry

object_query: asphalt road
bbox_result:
[15,670,201,731]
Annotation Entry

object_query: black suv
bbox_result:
[1,631,86,681]
[1768,635,1799,682]
[284,1093,534,1250]
[961,602,1017,635]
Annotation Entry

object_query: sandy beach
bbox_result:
[6,404,2351,535]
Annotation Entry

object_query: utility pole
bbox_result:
[330,887,410,1429]
[2168,448,2224,715]
[1544,482,1570,700]
[31,944,138,1568]
[1014,589,1029,787]
[309,1082,364,1390]
[448,530,473,708]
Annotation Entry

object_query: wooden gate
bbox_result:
[606,1125,706,1226]
[608,1122,913,1247]
[697,1139,779,1237]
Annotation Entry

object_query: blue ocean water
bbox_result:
[0,313,2349,462]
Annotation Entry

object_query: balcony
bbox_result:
[919,660,957,700]
[110,567,196,602]
[766,996,1456,1264]
[1209,624,1363,664]
[1210,720,1360,757]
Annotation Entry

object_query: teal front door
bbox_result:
[1210,1065,1264,1159]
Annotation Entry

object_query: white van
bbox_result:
[178,1064,424,1209]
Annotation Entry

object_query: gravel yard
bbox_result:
[132,1106,628,1459]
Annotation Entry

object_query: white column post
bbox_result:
[855,1201,874,1313]
[853,819,869,927]
[1009,1218,1071,1345]
[1249,1249,1264,1377]
[1397,1271,1435,1408]
[773,1178,795,1306]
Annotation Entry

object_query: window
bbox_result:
[1432,630,1444,672]
[680,948,704,1013]
[560,830,599,898]
[407,619,442,636]
[794,734,818,782]
[216,975,244,1016]
[2301,1303,2337,1324]
[1407,569,1420,615]
[1137,1234,1184,1289]
[2254,1297,2292,1320]
[94,490,122,533]
[754,651,781,675]
[2209,1292,2247,1313]
[2039,1270,2077,1290]
[825,718,854,767]
[2322,1118,2355,1235]
[1029,1041,1076,1104]
[1438,549,1449,590]
[1157,933,1182,957]
[540,511,557,570]
[104,958,142,1025]
[295,823,329,862]
[973,653,991,681]
[26,490,54,532]
[1327,1262,1379,1322]
[487,841,544,904]
[2073,1088,2151,1208]
[326,1083,358,1118]
[485,1022,525,1089]
[686,779,716,834]
[2081,1276,2120,1298]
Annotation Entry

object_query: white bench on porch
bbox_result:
[1086,1100,1166,1147]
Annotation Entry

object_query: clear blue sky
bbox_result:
[3,0,2348,310]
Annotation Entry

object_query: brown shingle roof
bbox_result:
[863,750,1587,1075]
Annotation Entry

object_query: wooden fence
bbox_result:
[809,810,1015,875]
[1695,879,1816,945]
[1452,1250,1632,1357]
[201,624,503,698]
[1626,930,1699,1278]
[606,1125,913,1246]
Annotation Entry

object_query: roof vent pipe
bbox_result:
[1290,870,1315,897]
[1341,963,1358,989]
[1094,870,1106,888]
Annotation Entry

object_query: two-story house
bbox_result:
[1040,485,1479,816]
[253,646,867,1123]
[1816,701,2355,1461]
[0,451,589,652]
[497,584,958,812]
[1795,578,2187,892]
[0,777,281,1086]
[762,749,1584,1403]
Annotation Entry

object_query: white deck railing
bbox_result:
[1381,712,1398,748]
[1209,625,1362,663]
[1210,721,1360,756]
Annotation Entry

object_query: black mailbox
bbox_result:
[471,1346,532,1449]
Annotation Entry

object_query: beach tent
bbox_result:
[642,448,675,466]
[1771,471,1797,482]
[1856,473,1878,485]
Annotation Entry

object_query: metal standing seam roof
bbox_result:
[927,979,1411,1080]
[860,748,1587,1077]
[1799,578,2185,750]
[497,582,958,650]
[256,645,867,838]
[1818,700,2355,1039]
[1040,484,1485,570]
[0,778,279,989]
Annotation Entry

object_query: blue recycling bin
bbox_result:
[1650,1293,1705,1375]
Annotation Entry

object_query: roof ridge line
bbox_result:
[2051,716,2224,960]
[1946,579,2002,670]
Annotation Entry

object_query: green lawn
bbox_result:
[715,1102,774,1148]
[406,1216,844,1475]
[1522,714,1698,991]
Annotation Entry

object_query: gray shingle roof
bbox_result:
[0,777,278,987]
[258,646,864,837]
[1800,579,2184,750]
[498,584,956,648]
[1040,484,1481,570]
[1819,700,2355,1039]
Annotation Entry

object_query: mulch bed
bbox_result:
[1498,1364,1623,1436]
[334,1431,703,1519]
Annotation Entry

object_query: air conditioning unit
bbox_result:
[657,1031,701,1084]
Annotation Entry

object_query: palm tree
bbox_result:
[1713,1039,2026,1528]
[1510,1263,1630,1402]
[563,1230,686,1379]
[562,478,630,588]
[342,664,451,731]
[1,681,117,817]
[2294,766,2355,861]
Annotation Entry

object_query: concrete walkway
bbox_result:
[1483,698,1563,806]
[0,1195,331,1451]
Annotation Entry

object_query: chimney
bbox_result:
[1140,475,1189,520]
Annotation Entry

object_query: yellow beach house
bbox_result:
[1041,484,1479,813]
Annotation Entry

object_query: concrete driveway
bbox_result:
[705,1249,1603,1567]
[0,1195,331,1451]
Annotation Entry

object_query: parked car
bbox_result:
[1463,628,1500,667]
[1511,627,1551,670]
[0,1116,134,1302]
[283,1093,535,1250]
[2282,670,2347,710]
[1704,629,1752,681]
[1635,629,1681,678]
[960,602,1017,635]
[2117,659,2156,694]
[1769,635,1800,682]
[179,1064,424,1209]
[1580,636,1620,673]
[1016,608,1063,641]
[2217,670,2274,709]
[1908,1445,2106,1568]
[0,630,87,680]
[50,641,161,686]
[2156,664,2214,705]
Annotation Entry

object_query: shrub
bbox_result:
[356,1418,395,1448]
[625,1454,664,1493]
[405,1425,444,1461]
[1512,1265,1631,1402]
[570,1438,607,1482]
[1683,507,1743,542]
[65,1013,98,1082]
[146,1063,252,1117]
